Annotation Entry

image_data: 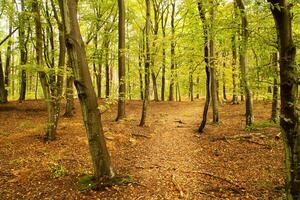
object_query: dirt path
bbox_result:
[0,100,284,199]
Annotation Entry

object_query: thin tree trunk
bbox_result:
[231,4,238,104]
[198,1,211,133]
[105,39,110,98]
[18,0,27,102]
[0,51,7,103]
[116,0,126,121]
[138,37,144,100]
[209,0,219,123]
[169,1,175,101]
[60,0,114,181]
[271,52,279,122]
[140,0,151,126]
[236,0,253,126]
[5,23,12,87]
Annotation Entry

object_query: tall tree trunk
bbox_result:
[140,0,151,126]
[271,52,279,122]
[169,1,175,101]
[64,65,74,117]
[0,51,8,103]
[33,0,54,140]
[198,1,211,133]
[222,53,227,101]
[268,1,299,199]
[60,0,114,181]
[18,0,27,102]
[138,37,144,100]
[116,0,126,121]
[105,39,110,98]
[161,6,168,101]
[231,4,238,104]
[5,22,12,87]
[236,0,253,126]
[209,0,219,123]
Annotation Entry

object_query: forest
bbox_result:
[0,0,299,199]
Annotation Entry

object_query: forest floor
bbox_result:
[0,99,285,199]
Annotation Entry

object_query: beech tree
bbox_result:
[116,0,126,121]
[60,0,114,181]
[268,0,299,199]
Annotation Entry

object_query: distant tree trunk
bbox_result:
[222,53,227,101]
[271,52,279,122]
[140,0,151,126]
[18,0,27,103]
[189,68,194,101]
[209,0,219,123]
[105,38,110,98]
[169,0,175,101]
[268,2,299,199]
[161,6,168,101]
[138,36,144,100]
[116,0,126,121]
[231,4,238,104]
[236,0,253,126]
[196,76,200,99]
[5,22,12,87]
[60,0,114,181]
[0,51,8,103]
[198,1,211,133]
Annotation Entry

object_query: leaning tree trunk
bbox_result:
[116,0,126,121]
[271,52,279,122]
[268,1,299,199]
[236,0,253,127]
[198,1,211,133]
[140,0,151,126]
[60,0,114,181]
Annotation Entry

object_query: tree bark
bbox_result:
[140,0,151,126]
[18,0,27,103]
[271,52,279,122]
[169,0,176,101]
[60,0,114,181]
[0,51,7,103]
[268,1,299,199]
[236,0,253,126]
[116,0,126,121]
[209,0,219,123]
[198,1,211,133]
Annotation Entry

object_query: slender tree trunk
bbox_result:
[18,0,27,102]
[231,5,238,104]
[5,23,12,87]
[236,0,253,126]
[0,51,7,103]
[209,1,219,123]
[268,2,299,199]
[271,52,279,122]
[64,65,74,117]
[169,1,176,101]
[116,0,126,121]
[105,39,110,98]
[60,0,114,181]
[161,7,168,101]
[198,1,211,133]
[138,38,144,100]
[222,53,227,101]
[140,0,151,126]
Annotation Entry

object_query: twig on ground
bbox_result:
[172,175,185,198]
[132,133,151,139]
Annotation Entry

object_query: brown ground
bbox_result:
[0,99,285,199]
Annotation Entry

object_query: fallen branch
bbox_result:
[182,170,243,191]
[210,133,266,142]
[132,133,151,139]
[172,175,185,198]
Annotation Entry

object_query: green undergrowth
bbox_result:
[245,120,278,131]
